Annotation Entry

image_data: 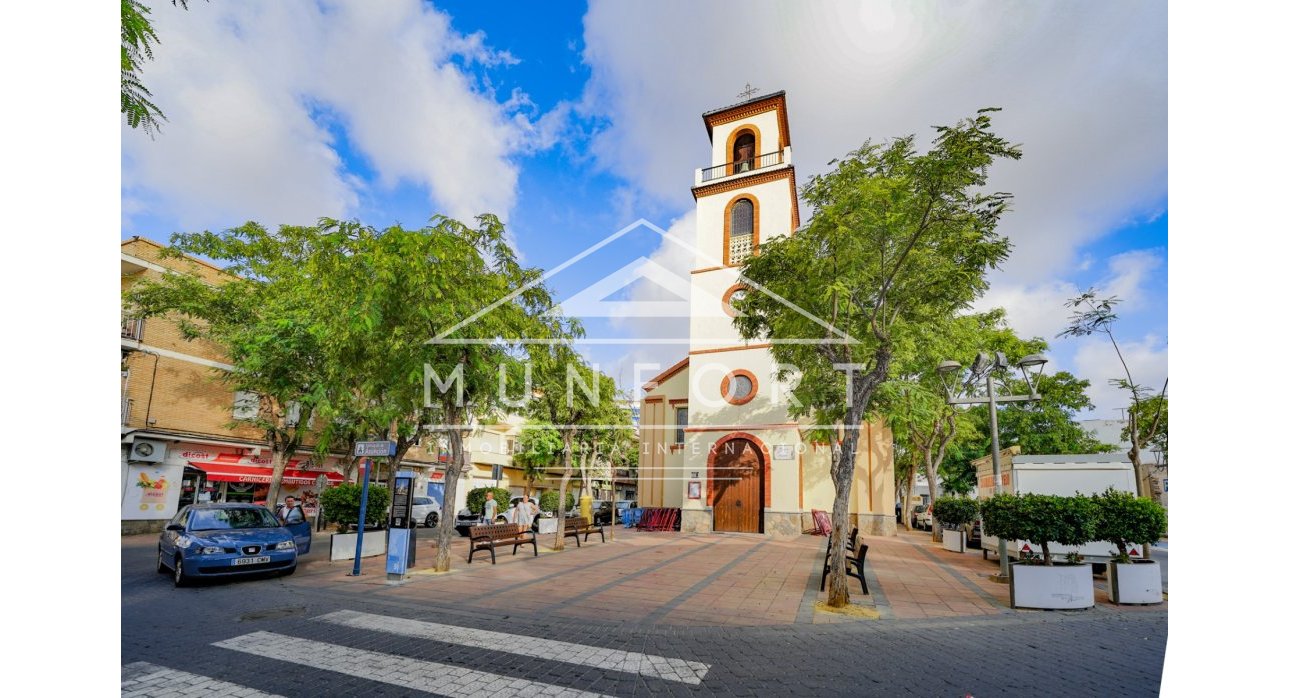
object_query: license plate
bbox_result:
[233,556,271,566]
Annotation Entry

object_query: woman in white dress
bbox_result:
[513,494,536,529]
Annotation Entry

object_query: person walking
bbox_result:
[483,491,498,523]
[514,494,536,529]
[895,500,903,529]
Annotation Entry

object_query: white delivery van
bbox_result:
[977,451,1146,565]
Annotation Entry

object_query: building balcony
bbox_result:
[122,317,144,341]
[121,396,133,426]
[694,146,792,186]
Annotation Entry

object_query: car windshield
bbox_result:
[189,508,279,531]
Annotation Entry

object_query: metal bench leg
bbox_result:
[489,545,496,565]
[468,545,474,564]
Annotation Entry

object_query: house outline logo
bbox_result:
[427,217,857,346]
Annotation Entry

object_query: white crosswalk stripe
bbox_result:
[316,609,710,685]
[213,631,612,697]
[122,661,284,697]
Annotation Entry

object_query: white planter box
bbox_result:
[328,530,387,562]
[1108,560,1163,604]
[537,518,557,534]
[1009,563,1094,610]
[941,529,966,553]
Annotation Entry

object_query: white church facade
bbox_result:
[637,91,896,537]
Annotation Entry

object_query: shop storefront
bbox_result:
[185,452,344,516]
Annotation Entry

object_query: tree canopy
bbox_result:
[734,109,1021,606]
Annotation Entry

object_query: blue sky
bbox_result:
[121,0,1167,418]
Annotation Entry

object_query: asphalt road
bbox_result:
[123,538,1167,697]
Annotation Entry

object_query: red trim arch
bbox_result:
[706,431,772,508]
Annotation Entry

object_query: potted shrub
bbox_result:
[1094,488,1168,604]
[933,496,978,553]
[980,492,1097,610]
[319,483,391,561]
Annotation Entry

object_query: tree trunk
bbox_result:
[434,427,466,572]
[926,449,941,543]
[825,347,891,607]
[553,431,574,551]
[266,444,289,508]
[902,468,915,529]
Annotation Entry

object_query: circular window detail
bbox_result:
[721,284,749,318]
[720,370,758,406]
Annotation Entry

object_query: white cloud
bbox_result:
[123,0,556,231]
[1071,334,1168,418]
[577,0,1166,283]
[1100,249,1165,312]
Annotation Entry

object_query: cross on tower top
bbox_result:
[736,83,760,101]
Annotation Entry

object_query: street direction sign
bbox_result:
[355,440,396,457]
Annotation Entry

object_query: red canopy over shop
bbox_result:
[188,453,343,485]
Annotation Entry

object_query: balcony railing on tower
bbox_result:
[699,150,785,183]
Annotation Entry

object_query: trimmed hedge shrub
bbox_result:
[539,489,575,515]
[1093,488,1168,560]
[933,496,979,529]
[466,487,512,516]
[319,483,391,528]
[979,492,1098,565]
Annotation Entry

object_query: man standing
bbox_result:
[483,491,498,523]
[277,496,304,525]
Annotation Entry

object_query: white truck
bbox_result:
[976,450,1147,568]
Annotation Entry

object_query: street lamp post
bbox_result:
[937,352,1048,581]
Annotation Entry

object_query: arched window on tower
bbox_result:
[733,132,756,173]
[729,198,754,264]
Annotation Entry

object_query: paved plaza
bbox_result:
[122,525,1166,696]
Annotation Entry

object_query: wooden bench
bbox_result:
[820,528,869,595]
[467,523,537,564]
[561,517,605,547]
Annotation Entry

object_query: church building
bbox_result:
[637,90,896,537]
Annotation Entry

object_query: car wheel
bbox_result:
[172,556,190,588]
[426,512,439,528]
[156,547,167,574]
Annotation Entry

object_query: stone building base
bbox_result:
[680,508,712,533]
[122,519,167,535]
[764,511,804,538]
[854,513,896,537]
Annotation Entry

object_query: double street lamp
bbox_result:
[936,351,1048,580]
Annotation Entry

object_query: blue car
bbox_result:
[157,503,311,587]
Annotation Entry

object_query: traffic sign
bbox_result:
[355,440,396,457]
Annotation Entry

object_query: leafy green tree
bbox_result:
[513,423,564,496]
[525,344,618,550]
[1059,290,1168,501]
[940,371,1117,492]
[124,224,329,508]
[875,309,1034,540]
[1125,394,1168,467]
[735,109,1021,606]
[122,1,199,136]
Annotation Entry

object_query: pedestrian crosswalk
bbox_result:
[122,609,711,697]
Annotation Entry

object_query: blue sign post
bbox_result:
[350,458,372,576]
[349,440,396,577]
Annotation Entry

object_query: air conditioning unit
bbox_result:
[129,439,167,463]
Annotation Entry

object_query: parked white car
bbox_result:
[912,503,934,530]
[411,496,442,528]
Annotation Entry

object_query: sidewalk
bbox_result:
[125,524,1166,627]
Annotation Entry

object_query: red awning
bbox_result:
[193,464,343,485]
